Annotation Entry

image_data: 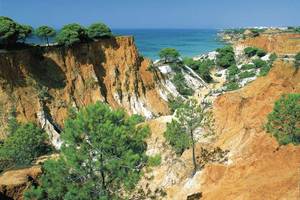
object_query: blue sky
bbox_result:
[0,0,299,29]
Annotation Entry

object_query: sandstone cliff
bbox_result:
[0,36,169,141]
[237,33,300,55]
[165,60,300,199]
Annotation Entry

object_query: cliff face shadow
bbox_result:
[27,51,66,89]
[73,38,121,103]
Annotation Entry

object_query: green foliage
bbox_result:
[241,64,255,70]
[224,81,239,91]
[147,154,161,167]
[25,102,149,200]
[216,46,235,68]
[172,73,194,96]
[265,94,300,145]
[259,65,271,76]
[0,17,33,47]
[164,119,190,155]
[269,53,278,63]
[87,23,112,39]
[227,65,240,81]
[183,58,214,83]
[164,99,214,174]
[35,26,56,46]
[256,49,267,57]
[244,47,266,57]
[168,96,184,113]
[238,70,256,79]
[252,58,268,68]
[159,48,180,63]
[295,52,300,68]
[244,47,258,57]
[0,16,19,46]
[0,122,49,171]
[55,23,87,46]
[18,24,33,43]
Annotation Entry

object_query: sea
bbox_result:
[27,29,225,60]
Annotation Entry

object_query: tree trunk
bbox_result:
[191,130,197,176]
[46,37,49,46]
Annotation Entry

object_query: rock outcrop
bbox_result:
[0,36,169,140]
[0,166,41,200]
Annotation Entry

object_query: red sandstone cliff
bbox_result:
[0,36,169,140]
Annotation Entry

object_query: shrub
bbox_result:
[269,53,278,63]
[227,65,240,81]
[225,81,239,91]
[244,47,257,57]
[265,94,300,145]
[0,122,50,171]
[168,96,184,113]
[172,73,193,96]
[295,52,300,68]
[241,64,255,70]
[252,58,268,69]
[239,71,256,79]
[183,58,213,83]
[244,47,266,57]
[216,46,236,68]
[256,49,267,57]
[147,154,162,167]
[259,65,271,76]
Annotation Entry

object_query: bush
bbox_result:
[256,49,267,57]
[239,71,256,79]
[225,81,239,91]
[241,64,255,70]
[227,65,240,81]
[295,52,300,67]
[172,73,193,96]
[244,47,257,57]
[252,58,268,69]
[147,154,161,167]
[183,58,213,83]
[259,65,271,76]
[0,123,50,171]
[269,53,278,63]
[168,96,184,113]
[244,47,266,57]
[216,46,236,68]
[265,94,300,145]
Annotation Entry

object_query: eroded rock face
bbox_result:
[237,33,300,55]
[0,166,41,200]
[199,61,300,199]
[0,36,169,139]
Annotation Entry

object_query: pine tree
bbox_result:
[25,102,149,200]
[164,99,214,175]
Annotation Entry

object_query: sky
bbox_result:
[0,0,299,29]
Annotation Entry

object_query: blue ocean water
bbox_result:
[27,29,224,60]
[113,29,225,60]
